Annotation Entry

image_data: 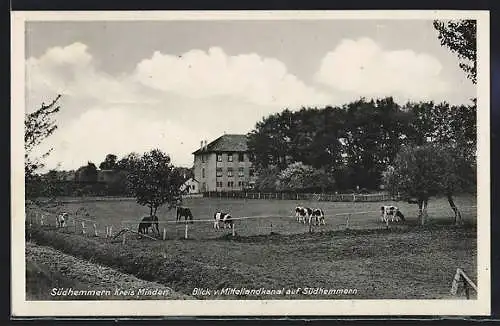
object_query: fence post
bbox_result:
[232,223,236,237]
[464,278,470,299]
[163,228,166,241]
[81,221,86,235]
[184,223,189,239]
[40,214,45,226]
[270,222,273,234]
[93,223,98,237]
[346,214,350,230]
[122,231,126,245]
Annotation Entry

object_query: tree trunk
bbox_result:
[418,199,424,226]
[149,205,153,216]
[447,193,462,225]
[154,206,158,216]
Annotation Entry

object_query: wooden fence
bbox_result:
[450,268,477,299]
[203,191,396,202]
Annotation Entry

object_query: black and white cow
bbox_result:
[213,211,233,230]
[380,205,406,224]
[310,208,326,226]
[294,206,312,224]
[56,212,69,228]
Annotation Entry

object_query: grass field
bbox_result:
[25,195,477,300]
[27,195,477,240]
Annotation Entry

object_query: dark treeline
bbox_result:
[247,97,476,193]
[27,153,193,198]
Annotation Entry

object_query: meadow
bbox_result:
[25,195,477,300]
[28,195,477,240]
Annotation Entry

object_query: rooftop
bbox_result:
[192,134,249,155]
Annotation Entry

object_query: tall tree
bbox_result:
[126,149,185,216]
[383,143,474,225]
[76,162,98,182]
[99,154,118,170]
[433,19,477,84]
[383,145,446,225]
[25,95,62,186]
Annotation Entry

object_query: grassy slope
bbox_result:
[26,255,86,300]
[29,222,476,300]
[26,242,191,300]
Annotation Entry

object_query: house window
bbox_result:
[238,167,244,177]
[227,168,233,177]
[228,153,233,162]
[216,168,223,177]
[201,155,205,163]
[228,181,234,187]
[216,181,222,188]
[249,168,255,177]
[217,154,222,162]
[239,153,244,162]
[202,168,205,178]
[238,181,243,187]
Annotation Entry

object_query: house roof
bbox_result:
[192,134,249,155]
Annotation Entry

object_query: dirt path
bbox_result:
[26,241,192,300]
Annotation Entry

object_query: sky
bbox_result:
[24,19,476,171]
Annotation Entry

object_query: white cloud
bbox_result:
[27,43,333,171]
[134,46,332,108]
[33,106,214,171]
[315,38,451,102]
[26,42,154,110]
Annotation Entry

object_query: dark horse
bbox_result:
[138,215,160,236]
[176,206,194,223]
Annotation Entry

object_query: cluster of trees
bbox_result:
[247,98,476,193]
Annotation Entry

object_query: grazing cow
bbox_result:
[380,206,406,224]
[176,206,194,223]
[310,208,326,226]
[295,206,313,224]
[213,212,233,230]
[56,212,69,228]
[138,215,160,235]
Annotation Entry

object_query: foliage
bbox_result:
[433,19,477,84]
[254,165,281,192]
[383,143,475,225]
[99,154,118,170]
[277,162,335,192]
[125,149,186,215]
[75,162,98,182]
[247,97,476,192]
[25,95,62,197]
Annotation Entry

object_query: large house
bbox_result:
[192,134,256,192]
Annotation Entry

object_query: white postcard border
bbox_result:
[11,10,491,317]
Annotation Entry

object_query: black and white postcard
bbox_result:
[11,10,491,317]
